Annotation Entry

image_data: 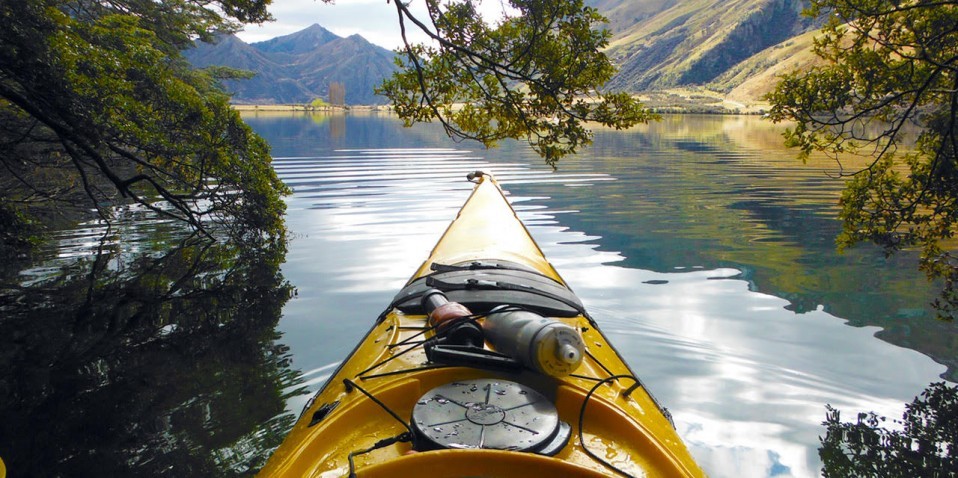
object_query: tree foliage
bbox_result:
[820,382,958,477]
[329,81,346,106]
[380,0,655,165]
[0,0,287,247]
[766,1,958,319]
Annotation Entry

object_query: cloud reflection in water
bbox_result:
[523,205,944,477]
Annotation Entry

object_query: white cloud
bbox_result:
[237,0,515,49]
[237,0,428,49]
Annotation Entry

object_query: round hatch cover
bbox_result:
[411,379,562,453]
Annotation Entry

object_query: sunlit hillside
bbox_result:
[589,0,822,103]
[717,28,821,102]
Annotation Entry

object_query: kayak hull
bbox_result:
[259,174,704,477]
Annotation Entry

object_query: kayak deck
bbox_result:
[259,174,703,477]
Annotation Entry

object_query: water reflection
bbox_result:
[0,206,300,477]
[515,198,945,477]
[246,112,953,478]
[557,264,939,477]
[514,117,957,381]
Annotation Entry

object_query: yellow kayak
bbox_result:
[259,173,705,477]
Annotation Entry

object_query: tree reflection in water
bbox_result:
[0,212,302,477]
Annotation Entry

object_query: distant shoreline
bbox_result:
[232,104,392,113]
[232,90,771,115]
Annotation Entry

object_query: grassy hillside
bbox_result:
[715,28,821,102]
[586,0,677,33]
[593,0,822,104]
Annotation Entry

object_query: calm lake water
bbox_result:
[250,112,953,478]
[0,112,955,477]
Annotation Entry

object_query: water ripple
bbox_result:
[272,149,615,219]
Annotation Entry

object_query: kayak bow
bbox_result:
[259,173,704,478]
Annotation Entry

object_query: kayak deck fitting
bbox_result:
[258,172,704,477]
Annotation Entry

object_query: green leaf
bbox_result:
[767,0,958,319]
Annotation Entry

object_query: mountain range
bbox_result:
[182,24,398,105]
[184,1,823,105]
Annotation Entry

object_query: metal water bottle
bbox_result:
[483,307,584,376]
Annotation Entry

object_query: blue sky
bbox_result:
[237,0,510,50]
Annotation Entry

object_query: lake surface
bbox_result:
[248,112,954,477]
[1,112,955,477]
